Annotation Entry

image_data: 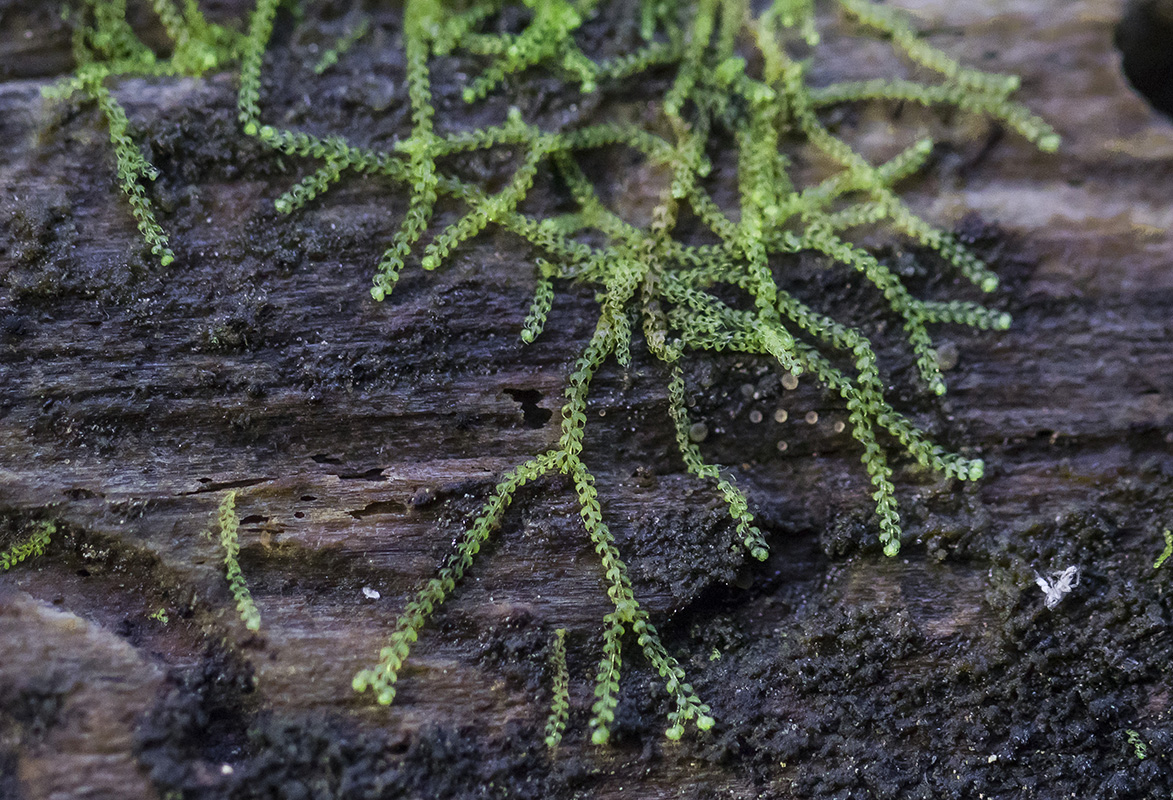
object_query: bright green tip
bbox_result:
[665,724,685,741]
[980,275,999,293]
[967,460,985,481]
[1038,133,1061,153]
[715,56,747,87]
[696,715,715,731]
[931,378,947,396]
[995,312,1012,330]
[591,728,610,746]
[160,254,174,267]
[370,286,386,302]
[376,688,395,705]
[520,329,535,344]
[883,540,900,558]
[751,546,768,562]
[462,88,476,104]
[244,122,258,136]
[275,199,291,215]
[421,255,439,270]
[352,672,369,692]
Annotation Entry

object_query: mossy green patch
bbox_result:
[43,0,247,267]
[49,0,1057,745]
[0,521,54,571]
[209,491,261,632]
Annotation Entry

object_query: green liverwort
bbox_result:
[236,0,1053,743]
[211,491,261,632]
[0,522,54,571]
[49,0,1058,745]
[44,0,245,266]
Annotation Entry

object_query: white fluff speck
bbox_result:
[1034,566,1079,609]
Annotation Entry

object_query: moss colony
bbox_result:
[38,0,1062,746]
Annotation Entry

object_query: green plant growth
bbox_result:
[1126,729,1150,761]
[545,628,571,749]
[313,14,372,75]
[0,521,54,571]
[1155,530,1172,570]
[209,491,262,632]
[53,0,1058,744]
[42,0,245,266]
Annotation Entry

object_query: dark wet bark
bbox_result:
[2,2,1173,798]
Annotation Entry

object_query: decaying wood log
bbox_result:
[1,1,1173,797]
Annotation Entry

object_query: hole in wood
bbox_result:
[1116,0,1173,119]
[503,388,553,429]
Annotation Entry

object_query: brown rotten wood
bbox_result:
[1,1,1173,798]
